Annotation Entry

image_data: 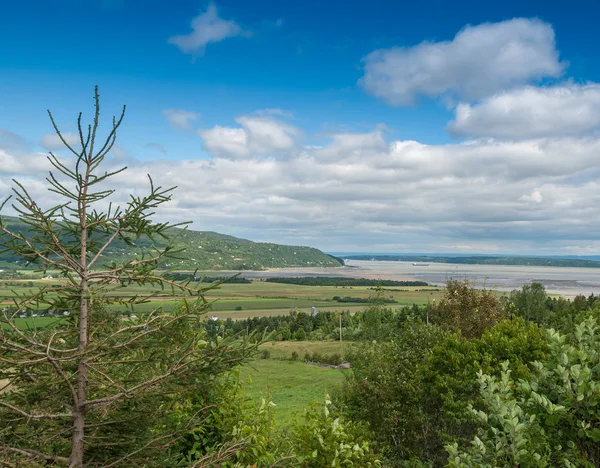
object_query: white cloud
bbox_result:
[448,84,600,138]
[361,18,565,105]
[199,126,249,158]
[6,110,600,254]
[72,129,600,254]
[0,150,53,175]
[163,109,199,131]
[198,115,299,158]
[168,3,248,56]
[40,132,80,151]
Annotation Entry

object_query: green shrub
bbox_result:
[447,317,600,467]
[289,397,381,467]
[291,351,299,361]
[294,328,306,341]
[279,327,292,341]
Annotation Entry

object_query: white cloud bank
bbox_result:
[198,115,299,158]
[361,18,565,105]
[168,3,248,56]
[4,123,600,253]
[448,84,600,138]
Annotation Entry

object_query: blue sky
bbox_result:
[2,0,600,254]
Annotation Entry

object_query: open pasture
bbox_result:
[240,340,348,426]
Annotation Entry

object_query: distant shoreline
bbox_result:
[343,255,600,269]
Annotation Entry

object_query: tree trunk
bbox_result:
[70,190,89,467]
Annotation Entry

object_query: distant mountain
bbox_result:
[0,216,343,271]
[344,254,600,268]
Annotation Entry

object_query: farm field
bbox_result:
[0,278,444,321]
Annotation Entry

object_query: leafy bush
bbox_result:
[447,317,600,467]
[339,318,549,466]
[288,397,381,467]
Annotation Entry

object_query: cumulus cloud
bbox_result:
[70,129,600,254]
[40,132,80,151]
[448,84,600,138]
[361,18,565,105]
[5,107,600,254]
[163,109,199,131]
[198,115,299,158]
[168,3,248,56]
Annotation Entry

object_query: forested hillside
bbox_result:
[0,216,343,270]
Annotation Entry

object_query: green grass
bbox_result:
[0,317,65,330]
[261,340,346,359]
[239,358,346,426]
[238,340,347,426]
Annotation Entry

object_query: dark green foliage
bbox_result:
[339,321,447,464]
[206,303,430,342]
[165,272,252,283]
[417,318,549,465]
[338,315,549,467]
[294,328,306,340]
[448,317,600,467]
[304,352,343,366]
[265,277,429,286]
[333,295,397,303]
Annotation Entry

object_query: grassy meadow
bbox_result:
[240,341,348,425]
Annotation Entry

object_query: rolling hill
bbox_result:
[0,216,343,271]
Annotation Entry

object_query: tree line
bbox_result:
[265,276,429,287]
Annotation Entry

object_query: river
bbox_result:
[239,260,600,298]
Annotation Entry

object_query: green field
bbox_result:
[0,317,66,330]
[240,342,347,426]
[0,279,443,321]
